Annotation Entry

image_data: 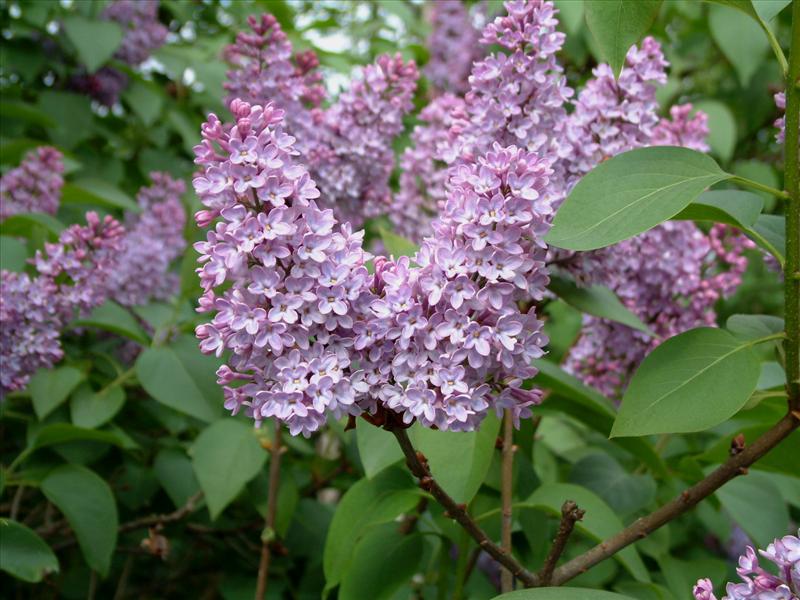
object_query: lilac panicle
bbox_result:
[109,173,187,307]
[0,147,64,221]
[0,213,124,396]
[193,100,552,435]
[693,530,799,600]
[102,0,168,66]
[425,0,483,96]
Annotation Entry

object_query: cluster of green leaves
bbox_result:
[0,1,796,599]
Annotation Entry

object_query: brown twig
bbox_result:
[118,491,204,534]
[539,500,584,586]
[255,420,283,600]
[500,409,515,593]
[549,411,800,585]
[390,426,540,587]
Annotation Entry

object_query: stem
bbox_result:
[391,427,540,587]
[784,0,800,409]
[538,501,585,586]
[9,485,25,520]
[500,410,515,593]
[759,16,789,76]
[730,175,790,199]
[550,411,800,585]
[255,420,283,600]
[113,555,134,600]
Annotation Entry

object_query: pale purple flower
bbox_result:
[0,147,64,221]
[102,0,167,66]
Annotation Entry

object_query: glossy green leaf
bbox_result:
[69,383,126,429]
[136,337,221,422]
[709,4,769,86]
[154,448,201,509]
[693,101,736,163]
[549,275,654,336]
[0,212,64,241]
[72,300,150,345]
[525,483,650,582]
[356,422,403,478]
[379,227,418,259]
[24,424,132,460]
[123,78,164,126]
[716,471,789,548]
[339,526,423,600]
[0,101,56,127]
[673,190,763,229]
[547,147,731,251]
[410,411,500,504]
[752,0,792,21]
[553,0,584,35]
[62,16,123,73]
[584,0,662,77]
[41,465,118,576]
[0,235,28,271]
[749,214,785,264]
[29,366,85,420]
[613,328,762,437]
[492,589,635,600]
[190,419,267,520]
[36,92,93,149]
[62,178,139,212]
[0,520,59,583]
[323,468,420,592]
[726,314,784,342]
[569,453,656,516]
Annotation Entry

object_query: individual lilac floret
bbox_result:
[193,100,374,437]
[392,94,467,240]
[311,53,419,227]
[693,530,799,600]
[0,147,64,221]
[425,0,483,96]
[0,213,124,395]
[102,0,168,66]
[109,173,187,307]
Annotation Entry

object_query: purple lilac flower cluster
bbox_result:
[193,99,552,435]
[0,213,124,395]
[102,0,168,66]
[775,91,786,144]
[424,0,483,96]
[224,16,418,228]
[109,173,187,307]
[694,531,799,600]
[69,67,129,108]
[0,147,64,221]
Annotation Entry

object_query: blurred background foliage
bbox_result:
[0,0,795,599]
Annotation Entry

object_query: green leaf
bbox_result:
[549,275,654,336]
[749,214,785,264]
[37,92,93,149]
[41,465,118,576]
[525,483,650,582]
[62,16,123,73]
[584,0,662,77]
[71,300,150,345]
[379,227,418,259]
[673,190,763,229]
[339,525,423,600]
[29,366,85,420]
[752,0,792,21]
[491,589,635,600]
[356,422,403,478]
[62,179,139,212]
[0,520,59,583]
[410,411,500,504]
[190,419,267,520]
[546,147,731,251]
[323,468,419,592]
[693,101,736,163]
[697,426,799,475]
[553,0,585,35]
[612,328,762,437]
[69,383,126,429]
[569,453,656,516]
[709,4,769,86]
[154,448,201,509]
[726,314,784,342]
[122,78,164,126]
[136,337,221,423]
[0,101,57,128]
[715,471,789,548]
[0,235,28,271]
[658,555,726,600]
[23,424,132,461]
[0,212,64,241]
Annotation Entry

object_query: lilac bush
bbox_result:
[0,147,64,221]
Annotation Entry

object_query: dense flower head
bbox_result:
[0,147,64,221]
[0,213,124,395]
[193,100,551,435]
[693,531,799,600]
[425,0,483,96]
[102,0,168,66]
[69,66,129,107]
[109,173,187,307]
